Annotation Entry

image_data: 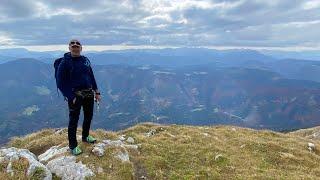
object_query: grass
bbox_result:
[0,157,29,180]
[3,122,320,179]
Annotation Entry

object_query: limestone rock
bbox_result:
[145,129,156,137]
[0,147,52,179]
[54,128,65,135]
[126,137,135,144]
[97,166,104,174]
[102,139,139,149]
[279,152,295,158]
[92,143,106,157]
[119,134,126,141]
[46,155,95,180]
[115,150,130,162]
[215,154,224,161]
[38,145,69,162]
[6,161,13,176]
[308,142,316,152]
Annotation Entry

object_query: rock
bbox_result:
[38,145,69,162]
[140,175,147,179]
[145,129,156,137]
[0,156,5,163]
[166,132,176,138]
[115,150,130,162]
[6,161,13,176]
[46,155,95,180]
[92,143,106,157]
[102,139,138,149]
[90,138,140,165]
[214,154,223,161]
[126,137,135,144]
[0,147,52,179]
[312,132,320,139]
[124,144,139,149]
[308,142,316,152]
[102,139,123,146]
[91,139,139,158]
[202,132,209,137]
[279,152,295,158]
[119,134,126,141]
[97,166,104,174]
[54,128,64,134]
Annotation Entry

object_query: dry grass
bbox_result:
[0,157,30,180]
[3,122,320,179]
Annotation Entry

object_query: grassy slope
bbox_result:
[3,122,320,179]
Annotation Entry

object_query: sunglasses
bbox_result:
[69,41,81,46]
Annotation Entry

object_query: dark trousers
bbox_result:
[67,95,94,149]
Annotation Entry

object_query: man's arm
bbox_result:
[57,60,75,101]
[88,64,99,93]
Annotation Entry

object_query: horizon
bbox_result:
[1,45,320,53]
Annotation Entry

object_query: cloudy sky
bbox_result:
[0,0,319,51]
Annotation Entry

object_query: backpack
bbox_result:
[53,57,73,100]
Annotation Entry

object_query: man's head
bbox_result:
[68,39,82,57]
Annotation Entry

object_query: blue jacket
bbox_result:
[56,52,98,101]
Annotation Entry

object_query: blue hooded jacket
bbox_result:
[56,52,98,101]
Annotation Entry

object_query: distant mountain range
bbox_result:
[0,48,320,144]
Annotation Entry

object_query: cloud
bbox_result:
[0,0,319,50]
[303,0,320,10]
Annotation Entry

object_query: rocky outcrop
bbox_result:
[0,146,95,180]
[92,136,139,163]
[38,145,69,162]
[0,147,52,179]
[46,156,95,180]
[0,135,141,179]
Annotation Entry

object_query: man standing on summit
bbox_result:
[56,39,101,155]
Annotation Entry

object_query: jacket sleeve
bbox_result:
[85,57,98,91]
[56,59,75,101]
[89,65,98,91]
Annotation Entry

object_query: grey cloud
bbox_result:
[0,0,319,49]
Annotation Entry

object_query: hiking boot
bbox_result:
[82,135,97,144]
[70,145,82,156]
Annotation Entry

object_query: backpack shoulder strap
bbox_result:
[83,56,91,67]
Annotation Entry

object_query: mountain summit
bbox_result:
[0,122,319,179]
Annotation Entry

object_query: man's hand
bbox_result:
[94,90,101,102]
[95,94,101,102]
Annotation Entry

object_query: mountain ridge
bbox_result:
[1,122,319,179]
[1,59,320,145]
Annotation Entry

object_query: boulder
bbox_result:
[145,129,156,137]
[38,145,69,162]
[46,155,95,180]
[92,143,106,157]
[126,137,135,144]
[0,147,52,179]
[115,150,130,162]
[308,142,316,152]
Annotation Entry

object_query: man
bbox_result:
[56,39,101,155]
